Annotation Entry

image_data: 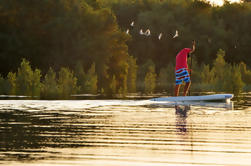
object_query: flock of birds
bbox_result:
[125,21,179,40]
[125,21,239,49]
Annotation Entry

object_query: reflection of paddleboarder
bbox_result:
[174,41,196,96]
[175,105,190,133]
[175,105,190,117]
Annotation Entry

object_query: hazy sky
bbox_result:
[207,0,241,6]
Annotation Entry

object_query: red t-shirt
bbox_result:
[175,48,191,70]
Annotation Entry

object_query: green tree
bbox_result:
[137,60,155,92]
[211,49,244,95]
[0,75,8,95]
[199,64,215,91]
[166,63,175,93]
[74,62,86,93]
[227,65,244,96]
[157,67,168,92]
[32,69,41,97]
[110,75,117,94]
[7,72,16,95]
[84,63,98,94]
[239,62,251,85]
[127,56,137,93]
[58,67,78,99]
[16,59,40,97]
[211,49,227,91]
[41,67,59,99]
[144,65,157,94]
[0,0,130,95]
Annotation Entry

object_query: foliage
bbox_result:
[32,69,41,97]
[211,49,227,91]
[16,59,41,97]
[198,64,214,91]
[74,62,86,93]
[157,67,169,92]
[227,64,244,95]
[0,0,129,94]
[240,62,251,85]
[41,68,59,99]
[127,56,138,93]
[7,72,16,95]
[0,1,250,97]
[58,67,78,99]
[109,75,117,94]
[144,65,157,94]
[83,63,98,94]
[0,75,9,95]
[137,60,155,92]
[206,49,244,95]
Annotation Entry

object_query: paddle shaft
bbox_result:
[189,53,192,96]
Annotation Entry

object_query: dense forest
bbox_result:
[0,0,250,98]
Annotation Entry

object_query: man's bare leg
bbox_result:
[175,84,181,96]
[183,82,191,96]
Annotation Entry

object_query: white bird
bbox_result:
[130,21,134,27]
[158,33,163,40]
[139,29,144,35]
[145,29,151,36]
[126,29,129,34]
[173,30,178,38]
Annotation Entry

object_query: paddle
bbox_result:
[189,40,195,96]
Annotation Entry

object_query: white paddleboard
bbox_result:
[151,94,234,103]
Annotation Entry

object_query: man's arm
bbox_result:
[190,40,196,54]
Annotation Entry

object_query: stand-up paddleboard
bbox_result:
[151,94,234,103]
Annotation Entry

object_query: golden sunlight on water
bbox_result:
[0,99,251,166]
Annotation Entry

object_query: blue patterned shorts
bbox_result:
[175,68,190,85]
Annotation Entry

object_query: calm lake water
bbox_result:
[0,96,251,166]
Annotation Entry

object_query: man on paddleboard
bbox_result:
[175,41,195,96]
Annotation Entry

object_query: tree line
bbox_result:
[0,50,250,99]
[0,0,250,98]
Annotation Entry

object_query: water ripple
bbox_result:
[0,100,251,166]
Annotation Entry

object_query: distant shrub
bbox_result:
[0,75,9,94]
[240,62,251,87]
[157,67,169,92]
[137,60,155,92]
[74,62,86,93]
[211,49,228,91]
[83,63,98,94]
[127,56,137,93]
[198,64,215,91]
[7,72,17,95]
[16,59,41,97]
[58,67,78,99]
[144,65,156,94]
[109,75,117,94]
[32,69,41,97]
[225,65,244,96]
[41,67,59,99]
[210,49,244,95]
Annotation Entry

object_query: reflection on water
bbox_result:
[0,100,251,166]
[175,105,190,133]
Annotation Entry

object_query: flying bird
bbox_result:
[139,29,144,35]
[126,29,129,34]
[130,21,134,27]
[158,33,163,40]
[145,29,151,36]
[173,30,178,38]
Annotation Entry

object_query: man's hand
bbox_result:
[191,40,196,53]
